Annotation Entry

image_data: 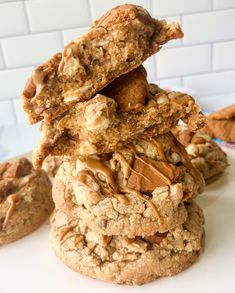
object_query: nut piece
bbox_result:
[78,141,97,156]
[85,97,110,131]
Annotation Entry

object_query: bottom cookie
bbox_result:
[51,201,204,285]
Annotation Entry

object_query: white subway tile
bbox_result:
[0,2,28,37]
[152,0,211,17]
[156,45,211,78]
[89,0,150,21]
[183,70,235,96]
[13,99,27,124]
[213,41,235,71]
[155,78,182,89]
[0,67,34,99]
[26,0,90,32]
[143,56,156,81]
[2,32,63,68]
[183,10,235,44]
[213,0,235,10]
[0,101,16,125]
[62,27,89,44]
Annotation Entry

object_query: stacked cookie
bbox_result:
[21,4,206,285]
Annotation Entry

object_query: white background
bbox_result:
[0,0,235,126]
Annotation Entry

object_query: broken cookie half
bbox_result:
[33,66,206,169]
[21,4,183,124]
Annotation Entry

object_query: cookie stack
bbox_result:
[21,5,206,285]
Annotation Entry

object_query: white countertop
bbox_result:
[0,92,234,162]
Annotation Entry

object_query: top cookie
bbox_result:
[21,4,183,123]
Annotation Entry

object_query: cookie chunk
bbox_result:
[33,68,205,169]
[203,104,235,143]
[42,155,63,177]
[52,132,204,236]
[51,201,204,285]
[173,126,229,183]
[0,158,53,244]
[22,4,183,124]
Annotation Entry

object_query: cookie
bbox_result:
[0,158,53,244]
[22,4,183,124]
[173,126,228,182]
[42,155,63,177]
[52,132,204,236]
[51,201,204,285]
[203,104,235,143]
[33,67,205,169]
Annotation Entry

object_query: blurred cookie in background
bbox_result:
[173,126,228,184]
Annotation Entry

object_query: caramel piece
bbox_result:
[102,66,148,112]
[127,157,181,192]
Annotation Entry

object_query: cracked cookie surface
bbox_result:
[51,201,204,285]
[52,132,204,236]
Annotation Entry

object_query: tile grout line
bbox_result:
[22,0,31,34]
[10,99,18,125]
[0,41,7,69]
[87,0,93,24]
[0,26,90,40]
[58,30,65,47]
[211,0,214,10]
[154,68,235,81]
[154,6,235,19]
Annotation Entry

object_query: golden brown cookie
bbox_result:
[51,201,204,285]
[0,158,53,244]
[203,104,235,143]
[52,132,204,236]
[32,68,205,169]
[173,126,228,183]
[22,4,183,124]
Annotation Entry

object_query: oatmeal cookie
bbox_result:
[32,68,205,169]
[52,133,204,236]
[173,126,228,183]
[22,4,183,124]
[203,104,235,143]
[51,201,204,285]
[0,158,53,244]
